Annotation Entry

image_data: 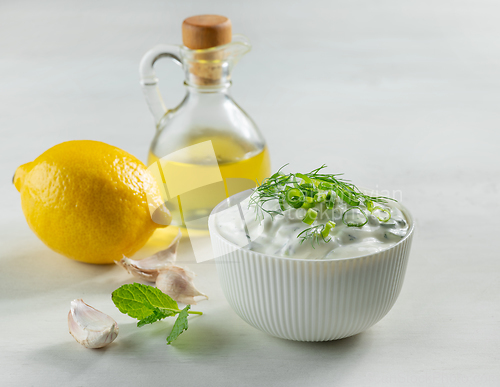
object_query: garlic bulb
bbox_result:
[156,265,208,305]
[116,229,182,281]
[68,299,119,349]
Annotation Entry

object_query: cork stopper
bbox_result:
[182,15,232,49]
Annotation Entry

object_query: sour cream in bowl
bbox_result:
[209,166,414,341]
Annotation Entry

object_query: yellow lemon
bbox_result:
[14,140,171,264]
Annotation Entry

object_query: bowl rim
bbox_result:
[208,188,415,263]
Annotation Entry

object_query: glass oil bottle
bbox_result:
[140,15,270,230]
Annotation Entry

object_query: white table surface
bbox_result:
[1,1,499,386]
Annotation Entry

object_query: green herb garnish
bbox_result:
[303,208,318,225]
[284,187,305,208]
[372,206,391,222]
[321,221,336,239]
[250,165,396,245]
[342,206,369,227]
[112,283,202,345]
[166,305,191,344]
[297,224,329,246]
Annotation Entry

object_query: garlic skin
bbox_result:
[116,229,182,281]
[156,265,208,305]
[68,299,119,349]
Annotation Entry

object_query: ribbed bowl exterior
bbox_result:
[209,194,414,342]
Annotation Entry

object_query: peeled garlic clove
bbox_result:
[68,299,119,349]
[115,229,182,282]
[156,265,208,305]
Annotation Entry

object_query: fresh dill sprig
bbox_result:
[297,224,331,247]
[249,164,397,244]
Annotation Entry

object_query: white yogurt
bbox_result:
[214,194,409,260]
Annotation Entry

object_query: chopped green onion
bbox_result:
[325,191,336,209]
[326,190,337,201]
[336,189,360,207]
[304,190,318,198]
[284,187,305,209]
[301,196,315,208]
[302,208,317,225]
[296,173,313,185]
[300,183,317,197]
[321,221,336,239]
[250,164,398,244]
[318,182,334,190]
[372,206,391,222]
[342,207,368,227]
[314,193,326,203]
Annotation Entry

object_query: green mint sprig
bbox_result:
[112,283,202,344]
[167,305,190,345]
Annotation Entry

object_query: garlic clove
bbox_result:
[68,299,119,349]
[156,265,208,305]
[115,229,182,282]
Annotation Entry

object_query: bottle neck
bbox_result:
[184,81,231,94]
[179,36,251,91]
[181,47,234,88]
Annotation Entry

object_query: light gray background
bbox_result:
[1,0,499,386]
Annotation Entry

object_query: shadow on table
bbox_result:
[27,339,120,377]
[168,314,367,361]
[0,247,129,301]
[166,316,234,355]
[196,331,369,386]
[115,315,232,354]
[29,317,369,387]
[0,234,200,301]
[29,321,165,374]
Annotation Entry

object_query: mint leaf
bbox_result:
[112,283,202,345]
[137,309,174,327]
[167,305,190,345]
[112,283,179,320]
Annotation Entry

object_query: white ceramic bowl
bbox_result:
[208,190,415,342]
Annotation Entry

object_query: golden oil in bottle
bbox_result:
[148,135,270,231]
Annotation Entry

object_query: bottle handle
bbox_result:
[139,45,182,129]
